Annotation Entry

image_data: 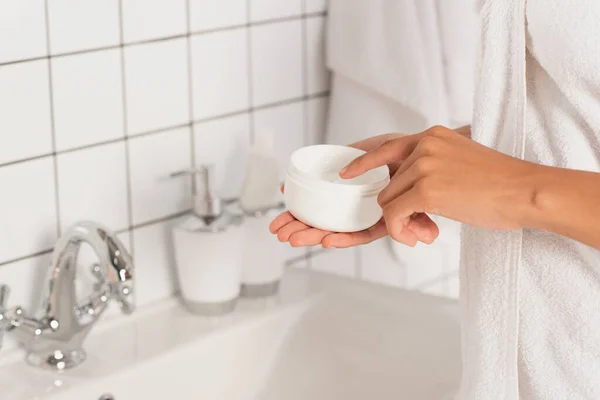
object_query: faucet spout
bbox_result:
[7,221,134,370]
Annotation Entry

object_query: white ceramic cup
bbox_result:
[284,145,390,232]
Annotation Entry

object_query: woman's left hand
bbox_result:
[340,125,538,243]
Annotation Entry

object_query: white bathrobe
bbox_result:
[460,1,600,398]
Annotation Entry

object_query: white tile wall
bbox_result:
[0,2,458,354]
[133,220,179,307]
[305,0,328,14]
[306,16,330,94]
[0,60,53,165]
[0,1,332,332]
[129,127,192,224]
[47,0,121,54]
[254,102,305,180]
[0,253,52,351]
[251,21,303,106]
[307,96,329,145]
[251,0,302,22]
[191,29,249,119]
[0,157,57,263]
[121,0,187,43]
[194,113,251,200]
[0,1,47,64]
[124,38,190,134]
[57,141,129,232]
[189,0,247,32]
[51,50,124,151]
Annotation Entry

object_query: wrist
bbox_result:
[515,163,556,231]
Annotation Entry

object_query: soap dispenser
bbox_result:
[170,166,244,315]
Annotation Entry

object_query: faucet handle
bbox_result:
[87,264,134,315]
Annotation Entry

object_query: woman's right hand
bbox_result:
[269,133,440,248]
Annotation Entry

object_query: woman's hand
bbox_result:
[340,125,537,243]
[269,132,440,248]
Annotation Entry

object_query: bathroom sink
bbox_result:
[0,269,461,400]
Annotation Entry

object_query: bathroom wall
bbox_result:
[0,0,458,358]
[0,0,329,353]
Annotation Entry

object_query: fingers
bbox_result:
[406,213,439,244]
[383,189,424,244]
[270,211,333,247]
[269,211,295,233]
[289,228,332,247]
[280,184,285,194]
[386,221,419,247]
[347,133,395,152]
[339,134,423,179]
[321,219,388,248]
[377,161,421,207]
[276,220,311,242]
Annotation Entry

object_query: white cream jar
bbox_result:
[284,145,390,232]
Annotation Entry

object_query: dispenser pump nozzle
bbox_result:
[170,166,222,219]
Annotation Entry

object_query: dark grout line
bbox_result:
[184,0,197,197]
[128,122,192,140]
[0,210,192,268]
[0,55,47,67]
[251,14,308,28]
[0,7,331,270]
[117,0,135,255]
[0,152,54,169]
[43,0,62,238]
[246,0,255,143]
[194,108,250,126]
[0,248,54,268]
[126,33,188,47]
[190,22,248,37]
[253,97,301,111]
[307,90,330,99]
[0,13,327,69]
[305,11,327,19]
[58,136,126,155]
[0,94,331,171]
[301,0,312,263]
[129,210,191,231]
[51,43,122,59]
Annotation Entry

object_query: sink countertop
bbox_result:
[0,268,461,400]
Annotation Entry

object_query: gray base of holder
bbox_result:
[240,280,280,298]
[181,297,237,316]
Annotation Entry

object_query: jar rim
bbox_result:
[287,145,390,195]
[286,165,389,196]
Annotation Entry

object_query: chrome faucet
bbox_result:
[0,221,134,370]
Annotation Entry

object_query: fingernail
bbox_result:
[339,166,348,176]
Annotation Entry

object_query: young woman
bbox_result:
[270,2,600,398]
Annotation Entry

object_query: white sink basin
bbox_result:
[0,269,461,400]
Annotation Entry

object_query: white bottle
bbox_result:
[239,131,286,297]
[171,166,244,315]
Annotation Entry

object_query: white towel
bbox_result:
[327,0,477,126]
[459,1,600,398]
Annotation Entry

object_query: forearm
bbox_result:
[520,165,600,250]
